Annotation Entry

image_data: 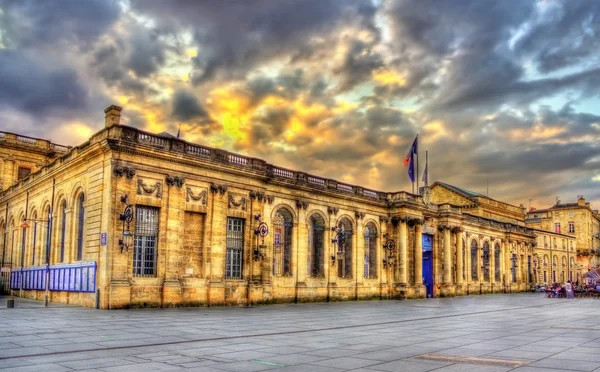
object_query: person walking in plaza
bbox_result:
[565,280,574,299]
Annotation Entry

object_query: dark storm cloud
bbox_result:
[333,38,383,92]
[172,89,209,122]
[130,0,378,85]
[127,30,167,78]
[0,50,88,114]
[0,0,120,47]
[515,0,600,73]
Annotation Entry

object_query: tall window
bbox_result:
[133,206,159,276]
[20,223,26,268]
[494,243,501,282]
[31,212,38,266]
[482,241,490,281]
[273,209,293,276]
[511,254,517,283]
[308,214,325,276]
[364,222,377,279]
[225,217,244,279]
[462,238,466,281]
[59,201,67,263]
[554,223,560,234]
[543,236,547,247]
[471,240,478,281]
[44,206,51,266]
[568,222,575,234]
[76,193,85,261]
[337,218,353,278]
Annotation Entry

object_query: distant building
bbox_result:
[526,198,600,279]
[0,105,586,309]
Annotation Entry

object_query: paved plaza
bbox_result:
[0,294,599,371]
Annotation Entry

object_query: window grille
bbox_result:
[308,214,325,276]
[133,206,159,276]
[470,240,478,281]
[494,244,501,282]
[60,201,67,263]
[337,218,353,278]
[482,241,490,281]
[226,217,244,279]
[76,194,85,261]
[32,213,38,266]
[17,167,31,181]
[364,223,377,278]
[568,222,575,234]
[273,209,293,276]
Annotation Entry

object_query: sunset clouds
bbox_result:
[1,0,599,208]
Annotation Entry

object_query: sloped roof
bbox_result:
[435,181,486,199]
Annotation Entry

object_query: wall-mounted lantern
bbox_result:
[382,233,396,269]
[253,214,268,261]
[118,194,134,253]
[331,226,347,267]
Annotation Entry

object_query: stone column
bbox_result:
[398,219,407,284]
[455,230,463,284]
[443,227,452,284]
[414,223,423,285]
[465,234,471,284]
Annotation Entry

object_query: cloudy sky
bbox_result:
[1,0,599,209]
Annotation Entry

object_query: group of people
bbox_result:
[545,281,575,299]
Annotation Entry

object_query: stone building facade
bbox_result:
[526,199,600,280]
[0,105,582,309]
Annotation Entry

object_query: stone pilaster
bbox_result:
[414,223,423,285]
[398,219,407,284]
[443,227,452,284]
[455,230,463,284]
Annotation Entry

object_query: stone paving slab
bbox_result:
[2,294,600,371]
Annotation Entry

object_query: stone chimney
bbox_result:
[104,105,122,127]
[578,195,586,206]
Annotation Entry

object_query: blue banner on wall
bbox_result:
[10,261,97,293]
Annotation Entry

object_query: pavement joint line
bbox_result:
[0,300,570,361]
[413,353,528,367]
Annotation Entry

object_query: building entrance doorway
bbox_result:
[422,234,433,297]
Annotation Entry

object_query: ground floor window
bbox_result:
[226,217,244,279]
[133,206,159,276]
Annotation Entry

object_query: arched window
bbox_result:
[482,241,490,281]
[31,212,38,266]
[273,208,293,276]
[76,193,85,261]
[471,240,478,281]
[308,214,325,276]
[337,218,353,278]
[494,243,501,282]
[462,238,466,281]
[364,222,377,278]
[59,200,67,263]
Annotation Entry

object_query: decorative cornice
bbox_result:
[113,165,136,179]
[210,183,228,195]
[249,191,275,204]
[451,226,464,233]
[165,175,185,188]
